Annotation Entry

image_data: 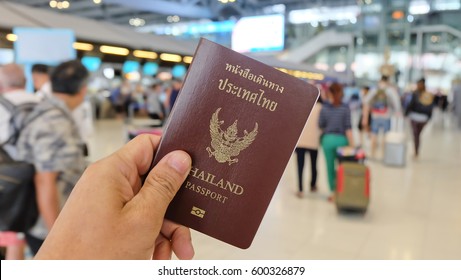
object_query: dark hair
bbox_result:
[362,86,370,91]
[51,60,89,95]
[381,75,389,82]
[329,82,343,106]
[417,77,425,84]
[31,64,49,74]
[351,93,360,100]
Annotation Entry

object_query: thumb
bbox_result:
[133,151,191,221]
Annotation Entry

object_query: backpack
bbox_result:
[0,96,40,232]
[370,89,389,114]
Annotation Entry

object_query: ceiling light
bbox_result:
[167,15,180,23]
[160,53,182,62]
[183,56,193,64]
[431,35,440,43]
[6,33,17,42]
[93,0,102,4]
[73,42,94,51]
[133,50,158,59]
[409,1,431,15]
[50,0,70,9]
[129,18,146,27]
[100,45,129,56]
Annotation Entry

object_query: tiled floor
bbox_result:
[87,110,461,260]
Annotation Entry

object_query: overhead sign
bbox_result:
[13,27,76,65]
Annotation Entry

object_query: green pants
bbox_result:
[321,134,349,192]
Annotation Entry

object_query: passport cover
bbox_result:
[152,38,319,249]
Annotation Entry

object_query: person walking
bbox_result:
[361,76,401,158]
[319,83,354,202]
[0,63,41,260]
[405,78,434,158]
[295,98,322,198]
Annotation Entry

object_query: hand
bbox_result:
[35,134,194,260]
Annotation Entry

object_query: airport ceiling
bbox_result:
[6,0,358,27]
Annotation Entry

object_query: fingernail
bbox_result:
[167,151,191,174]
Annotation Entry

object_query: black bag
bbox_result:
[0,96,40,232]
[0,148,38,232]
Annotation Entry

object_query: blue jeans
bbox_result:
[371,117,390,134]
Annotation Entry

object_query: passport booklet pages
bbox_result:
[152,38,319,249]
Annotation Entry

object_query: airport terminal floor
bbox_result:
[87,109,461,260]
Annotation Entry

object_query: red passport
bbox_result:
[152,38,319,249]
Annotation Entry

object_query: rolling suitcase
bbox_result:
[383,117,406,167]
[336,162,370,213]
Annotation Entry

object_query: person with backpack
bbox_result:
[405,78,434,158]
[361,75,402,158]
[14,60,88,256]
[0,64,42,152]
[0,63,41,260]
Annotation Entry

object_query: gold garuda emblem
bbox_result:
[206,108,258,165]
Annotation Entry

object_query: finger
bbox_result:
[161,220,194,260]
[112,134,161,191]
[128,150,191,223]
[153,234,172,260]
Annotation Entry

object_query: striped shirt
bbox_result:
[318,103,351,136]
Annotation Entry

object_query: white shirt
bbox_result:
[72,101,94,142]
[35,81,52,99]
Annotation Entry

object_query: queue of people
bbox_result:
[107,78,182,123]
